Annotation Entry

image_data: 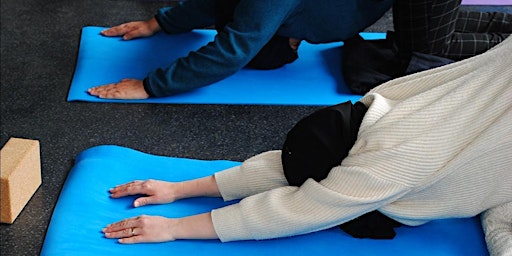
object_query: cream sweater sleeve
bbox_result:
[214,150,289,201]
[481,202,512,256]
[212,145,411,241]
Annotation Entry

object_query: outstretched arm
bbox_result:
[102,151,287,244]
[103,212,218,243]
[108,175,220,208]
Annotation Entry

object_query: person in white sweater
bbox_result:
[102,35,512,252]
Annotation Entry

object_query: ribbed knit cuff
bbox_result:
[214,165,247,201]
[154,13,171,34]
[142,77,156,97]
[214,150,288,201]
[211,204,253,242]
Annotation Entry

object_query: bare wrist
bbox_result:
[148,17,161,33]
[173,181,186,201]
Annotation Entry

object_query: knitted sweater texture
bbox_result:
[482,202,512,256]
[211,36,512,242]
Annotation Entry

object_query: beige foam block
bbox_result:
[1,138,41,224]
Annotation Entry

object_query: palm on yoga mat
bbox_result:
[69,27,384,105]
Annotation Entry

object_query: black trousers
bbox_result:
[393,0,512,60]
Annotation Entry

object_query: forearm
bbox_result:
[175,175,221,200]
[174,212,219,240]
[147,17,161,34]
[171,151,288,201]
[104,212,218,242]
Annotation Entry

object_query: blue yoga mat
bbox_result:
[67,27,387,105]
[41,145,489,256]
[462,0,512,5]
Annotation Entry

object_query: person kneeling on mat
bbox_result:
[87,0,393,99]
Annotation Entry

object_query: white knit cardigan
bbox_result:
[482,202,512,256]
[211,36,512,245]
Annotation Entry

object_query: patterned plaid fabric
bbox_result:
[393,0,512,60]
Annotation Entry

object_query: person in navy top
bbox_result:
[88,0,393,99]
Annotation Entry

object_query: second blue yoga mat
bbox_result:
[68,27,387,105]
[41,145,489,255]
[462,0,512,5]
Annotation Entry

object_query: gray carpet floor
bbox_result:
[0,1,509,255]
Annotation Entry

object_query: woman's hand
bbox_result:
[101,18,161,40]
[109,179,183,207]
[103,215,177,243]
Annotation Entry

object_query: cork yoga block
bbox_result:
[1,138,41,224]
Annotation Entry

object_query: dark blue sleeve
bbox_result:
[155,0,217,34]
[145,0,301,97]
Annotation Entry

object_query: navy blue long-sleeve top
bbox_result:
[144,0,393,97]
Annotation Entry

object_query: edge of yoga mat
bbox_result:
[41,145,489,256]
[462,0,512,5]
[67,27,387,105]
